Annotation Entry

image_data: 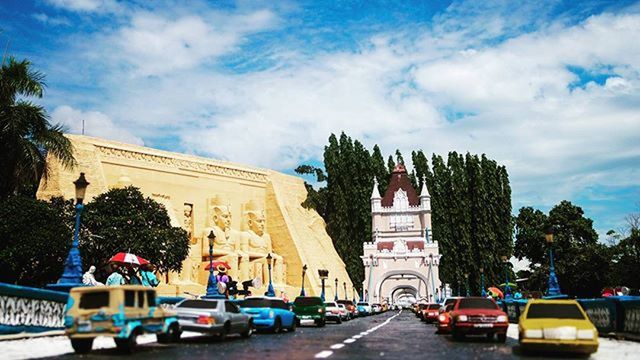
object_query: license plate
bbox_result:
[473,323,493,328]
[77,321,92,332]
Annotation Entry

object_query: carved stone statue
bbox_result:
[202,195,247,280]
[240,200,285,285]
[183,203,195,244]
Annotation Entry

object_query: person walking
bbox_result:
[106,265,126,286]
[140,264,159,287]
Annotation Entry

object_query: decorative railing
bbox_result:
[0,282,68,335]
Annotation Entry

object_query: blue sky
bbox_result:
[1,0,639,239]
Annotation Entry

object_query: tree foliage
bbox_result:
[0,57,75,199]
[0,196,72,286]
[80,186,190,280]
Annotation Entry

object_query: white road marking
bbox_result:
[330,344,345,349]
[315,350,333,358]
[344,338,356,343]
[353,335,362,339]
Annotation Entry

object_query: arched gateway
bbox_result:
[362,164,442,306]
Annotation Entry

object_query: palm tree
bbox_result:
[0,57,75,199]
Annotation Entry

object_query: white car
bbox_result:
[337,304,349,321]
[324,301,343,324]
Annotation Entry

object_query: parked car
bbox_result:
[337,304,350,321]
[420,303,441,323]
[337,299,357,319]
[292,296,326,327]
[436,304,454,334]
[450,297,509,342]
[238,296,297,333]
[356,302,372,316]
[371,303,382,314]
[518,299,599,355]
[175,299,253,339]
[64,285,179,354]
[440,297,462,313]
[324,301,345,323]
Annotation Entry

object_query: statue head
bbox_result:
[89,265,96,274]
[184,203,193,218]
[243,200,266,236]
[209,195,232,230]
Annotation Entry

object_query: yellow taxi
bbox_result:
[518,299,598,355]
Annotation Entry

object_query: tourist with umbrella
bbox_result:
[108,252,149,285]
[140,263,159,287]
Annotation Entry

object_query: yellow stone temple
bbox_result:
[37,135,354,299]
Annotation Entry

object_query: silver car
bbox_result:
[175,299,253,339]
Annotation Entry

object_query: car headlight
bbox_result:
[577,329,595,339]
[457,315,468,322]
[524,329,543,338]
[318,308,324,313]
[269,310,275,319]
[496,315,508,323]
[438,315,446,322]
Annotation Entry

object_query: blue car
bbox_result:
[238,296,297,333]
[356,302,372,316]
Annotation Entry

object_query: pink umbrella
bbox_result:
[109,252,149,266]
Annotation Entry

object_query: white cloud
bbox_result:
[32,13,70,26]
[45,0,121,13]
[51,105,143,146]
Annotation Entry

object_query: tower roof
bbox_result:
[420,175,430,198]
[381,164,419,207]
[371,177,381,199]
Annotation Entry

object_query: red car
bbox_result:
[436,304,454,334]
[450,297,509,342]
[421,303,440,323]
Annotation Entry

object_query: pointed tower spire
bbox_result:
[371,176,381,199]
[420,175,430,198]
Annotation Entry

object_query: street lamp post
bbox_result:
[300,264,308,296]
[502,256,512,299]
[464,273,470,297]
[343,282,347,301]
[204,231,225,299]
[266,253,275,297]
[352,286,356,303]
[318,269,329,301]
[545,226,562,296]
[48,173,90,292]
[334,278,339,301]
[480,267,486,297]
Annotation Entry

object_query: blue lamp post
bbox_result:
[48,173,89,292]
[265,253,275,297]
[300,264,307,297]
[502,256,512,299]
[318,269,329,301]
[480,267,487,297]
[204,231,225,299]
[334,278,339,301]
[545,226,562,296]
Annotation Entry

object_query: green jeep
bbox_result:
[64,285,180,354]
[292,296,326,327]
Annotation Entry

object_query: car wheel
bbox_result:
[241,321,253,338]
[486,333,495,341]
[71,338,93,354]
[336,317,342,324]
[115,331,138,354]
[218,322,230,340]
[497,333,507,343]
[289,317,297,332]
[319,319,326,327]
[157,323,181,343]
[272,317,282,333]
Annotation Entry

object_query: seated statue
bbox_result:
[240,200,285,285]
[202,195,248,281]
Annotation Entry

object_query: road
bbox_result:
[5,310,639,359]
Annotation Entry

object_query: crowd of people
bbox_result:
[82,263,159,288]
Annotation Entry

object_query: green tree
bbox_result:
[0,196,72,286]
[371,145,389,193]
[0,58,75,199]
[610,228,640,288]
[80,186,190,280]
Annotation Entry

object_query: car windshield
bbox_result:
[357,302,369,306]
[178,300,219,309]
[325,302,337,307]
[444,298,457,307]
[79,291,109,309]
[458,298,498,310]
[242,298,288,309]
[294,297,322,306]
[527,303,585,319]
[337,300,353,306]
[428,304,440,310]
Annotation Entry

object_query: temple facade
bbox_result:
[362,164,442,305]
[37,135,353,299]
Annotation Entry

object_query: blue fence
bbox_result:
[0,282,68,335]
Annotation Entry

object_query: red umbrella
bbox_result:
[109,252,149,266]
[204,260,232,271]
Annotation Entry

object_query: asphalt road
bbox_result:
[34,310,635,360]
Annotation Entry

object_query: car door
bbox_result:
[225,301,241,331]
